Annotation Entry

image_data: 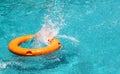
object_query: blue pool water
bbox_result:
[0,0,120,74]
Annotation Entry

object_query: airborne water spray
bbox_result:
[32,3,66,48]
[32,2,79,48]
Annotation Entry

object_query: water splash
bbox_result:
[32,1,79,48]
[32,15,79,47]
[57,35,79,43]
[32,23,79,48]
[33,5,66,47]
[33,23,59,47]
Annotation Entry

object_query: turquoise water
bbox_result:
[0,0,120,74]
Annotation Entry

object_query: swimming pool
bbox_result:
[0,0,120,74]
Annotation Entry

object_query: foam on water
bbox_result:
[0,60,9,69]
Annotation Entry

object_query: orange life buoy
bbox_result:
[8,35,61,56]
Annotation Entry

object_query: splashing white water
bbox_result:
[57,35,79,43]
[32,3,79,47]
[34,23,59,45]
[33,18,79,47]
[33,23,79,47]
[33,10,65,47]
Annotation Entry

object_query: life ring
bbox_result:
[8,35,61,56]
